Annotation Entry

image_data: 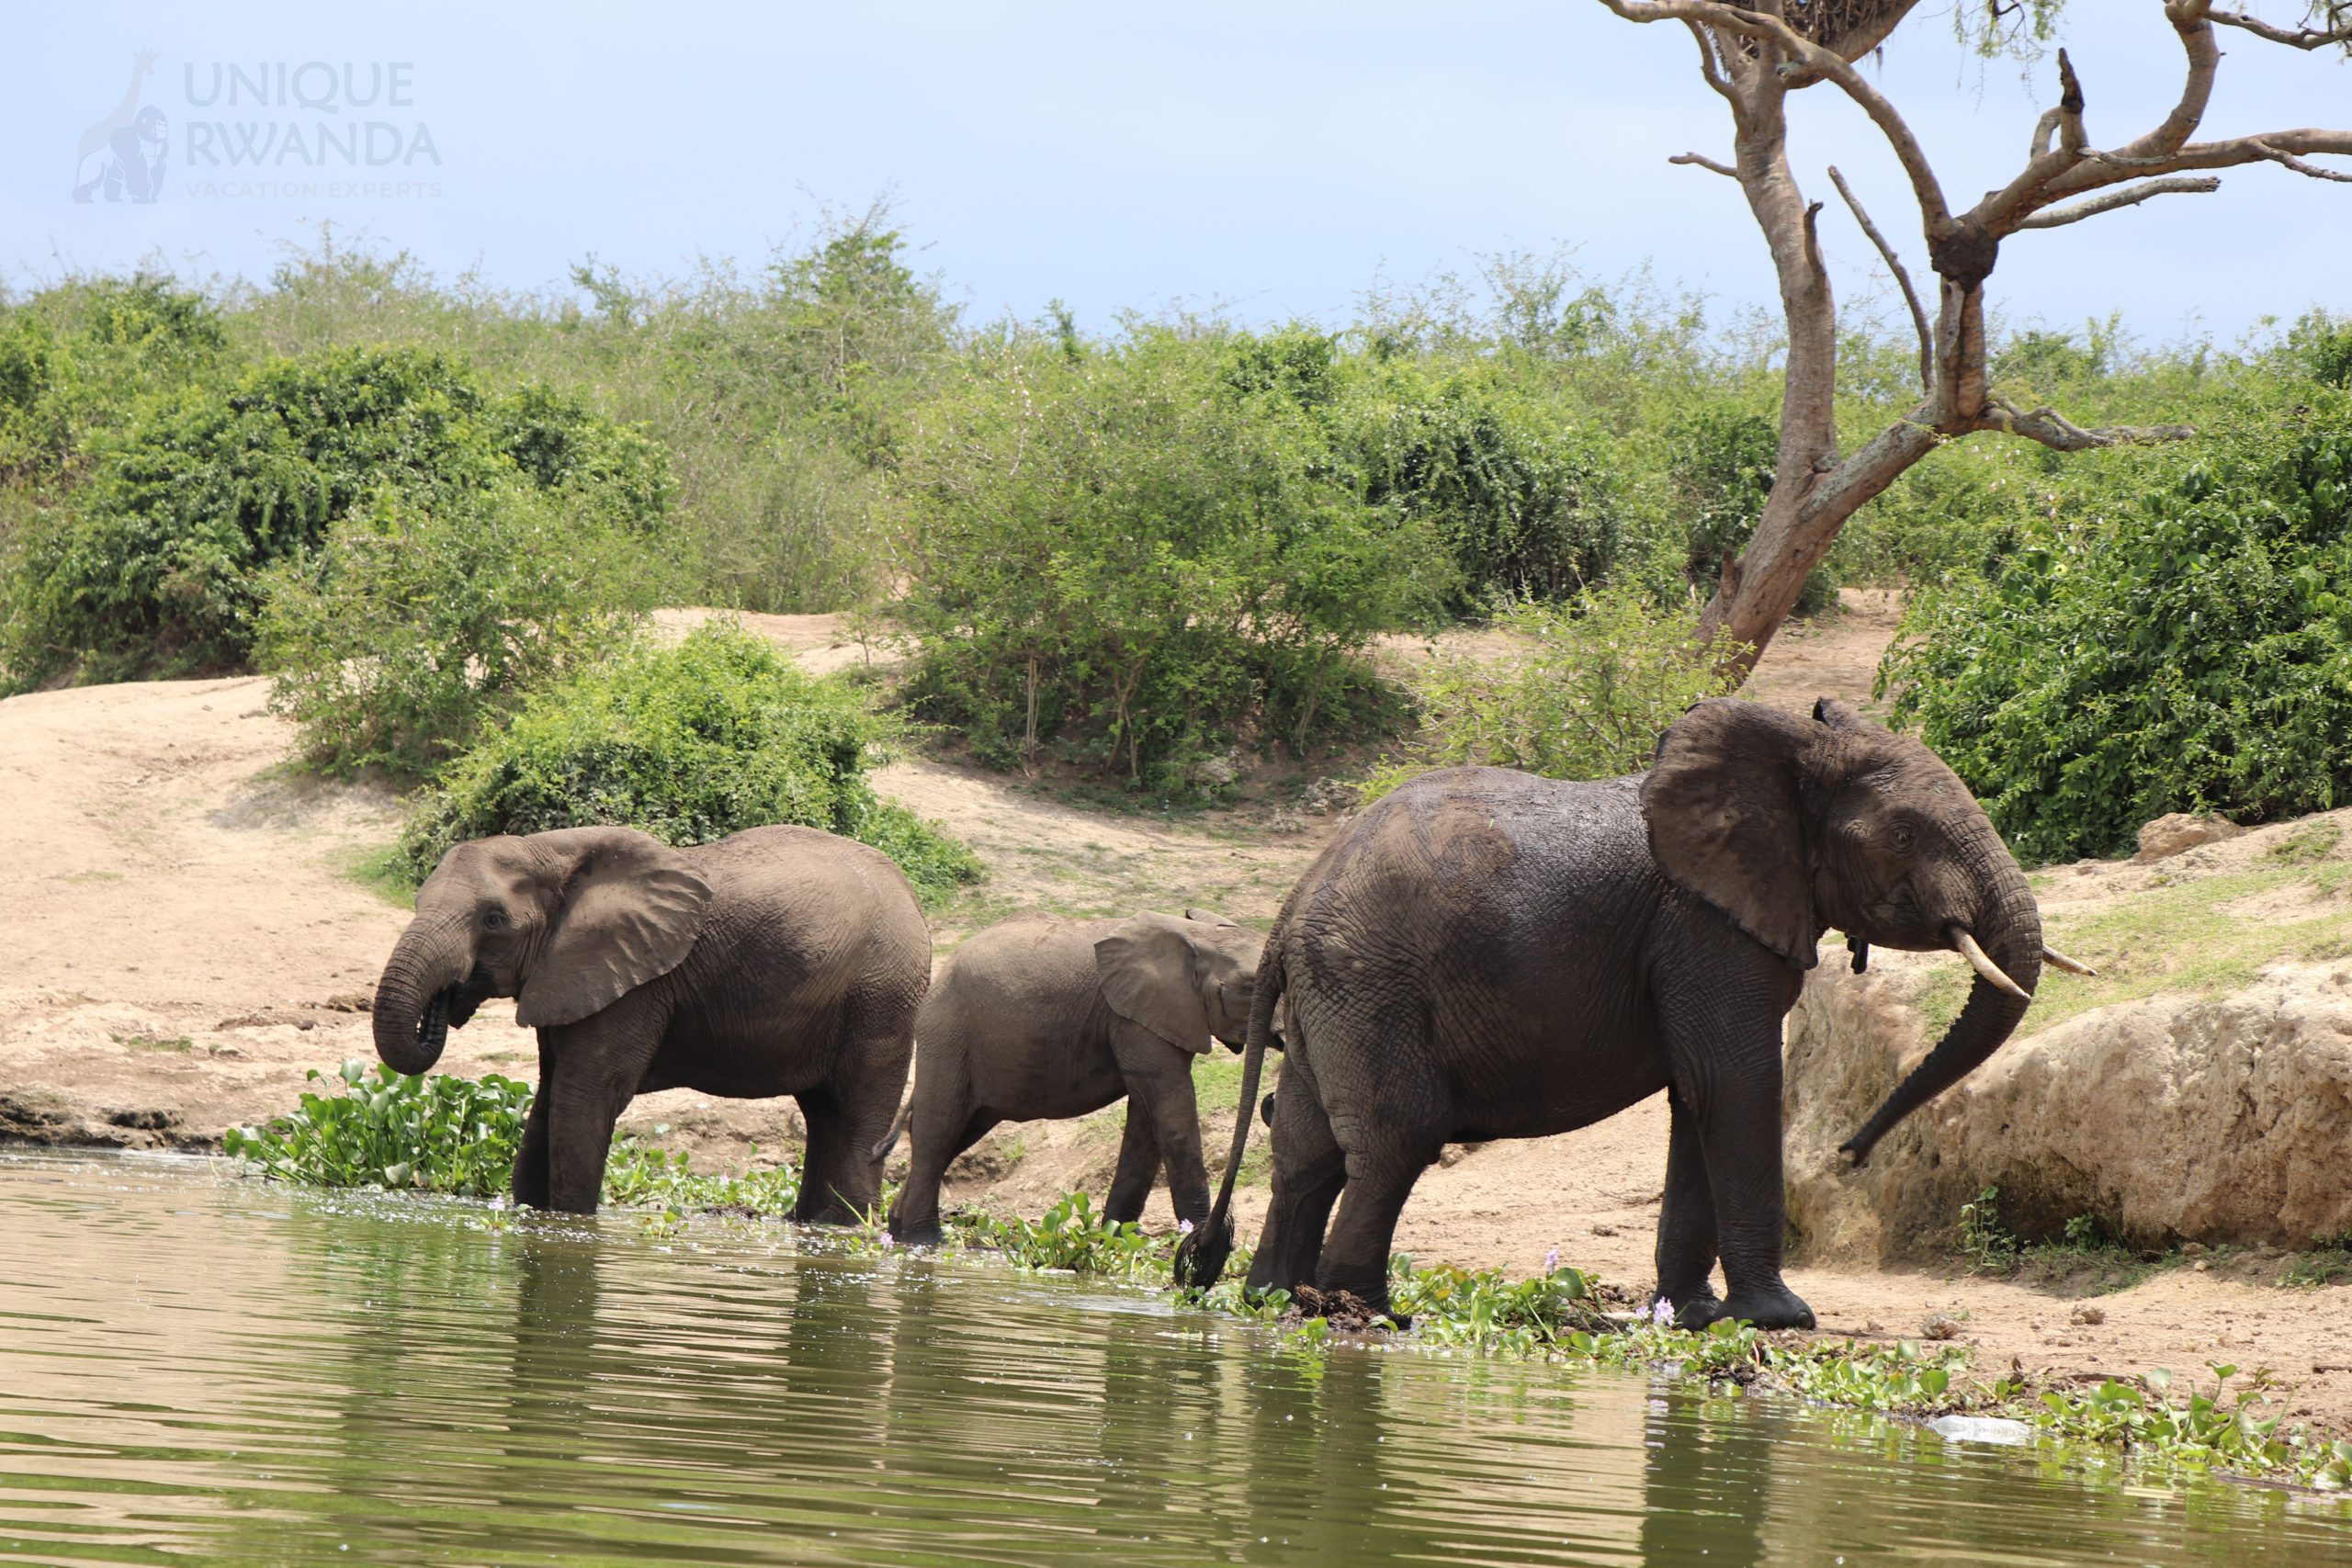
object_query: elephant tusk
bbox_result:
[1951,927,2030,999]
[2041,942,2098,977]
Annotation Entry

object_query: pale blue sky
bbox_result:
[3,2,2345,344]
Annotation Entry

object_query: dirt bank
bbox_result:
[4,591,2346,1436]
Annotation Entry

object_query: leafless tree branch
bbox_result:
[2256,140,2352,182]
[1670,151,1740,177]
[1826,165,1933,390]
[2210,4,2352,49]
[2014,175,2222,228]
[1593,0,1956,229]
[1977,399,2199,451]
[2029,107,2063,162]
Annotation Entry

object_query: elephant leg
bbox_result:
[1102,1104,1162,1225]
[1653,1087,1722,1317]
[889,1089,991,1247]
[512,1079,553,1211]
[534,999,667,1214]
[1109,1024,1214,1229]
[794,1089,854,1224]
[1657,975,1815,1332]
[797,996,918,1225]
[1306,1032,1443,1319]
[1245,1060,1346,1301]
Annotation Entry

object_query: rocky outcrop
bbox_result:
[2135,812,2244,862]
[1783,960,2352,1260]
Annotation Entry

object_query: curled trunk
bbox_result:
[373,914,470,1077]
[1840,840,2042,1164]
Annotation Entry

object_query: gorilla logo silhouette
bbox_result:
[73,51,168,205]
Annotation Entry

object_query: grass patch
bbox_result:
[1955,1187,2163,1293]
[2281,1243,2352,1288]
[1909,862,2352,1041]
[340,844,418,908]
[116,1032,192,1053]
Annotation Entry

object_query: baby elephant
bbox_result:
[879,908,1265,1244]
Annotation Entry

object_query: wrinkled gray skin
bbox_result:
[1178,698,2043,1331]
[373,824,931,1220]
[879,909,1265,1245]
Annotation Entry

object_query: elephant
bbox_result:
[877,908,1268,1245]
[1177,697,2092,1330]
[372,824,931,1220]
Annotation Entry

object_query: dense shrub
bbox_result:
[0,346,668,689]
[257,482,667,778]
[1884,392,2352,863]
[896,328,1450,782]
[0,276,230,479]
[1342,358,1647,610]
[1363,586,1747,799]
[398,623,982,902]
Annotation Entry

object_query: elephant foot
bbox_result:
[1294,1284,1401,1331]
[1677,1283,1815,1332]
[894,1218,944,1247]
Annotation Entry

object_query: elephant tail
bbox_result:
[1174,930,1285,1292]
[870,1093,914,1165]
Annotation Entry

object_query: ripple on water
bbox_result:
[0,1147,2346,1567]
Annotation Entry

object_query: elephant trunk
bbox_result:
[373,913,471,1077]
[1839,833,2042,1165]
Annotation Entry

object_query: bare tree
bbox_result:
[1594,0,2352,673]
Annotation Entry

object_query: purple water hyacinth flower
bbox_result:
[1649,1298,1674,1326]
[880,1232,895,1249]
[1178,1218,1194,1235]
[1544,1247,1559,1274]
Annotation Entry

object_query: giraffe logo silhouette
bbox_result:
[73,50,168,204]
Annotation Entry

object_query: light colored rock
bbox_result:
[1783,961,2352,1260]
[2135,812,2243,862]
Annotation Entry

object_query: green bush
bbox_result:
[1338,355,1645,609]
[224,1060,534,1198]
[258,483,666,779]
[1,346,668,689]
[896,327,1450,782]
[1363,586,1747,799]
[223,1058,803,1213]
[399,623,983,903]
[1884,392,2352,863]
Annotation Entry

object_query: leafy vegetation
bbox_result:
[222,1059,803,1214]
[1885,382,2352,863]
[1363,586,1747,800]
[224,1060,535,1198]
[3,345,667,691]
[258,481,667,778]
[894,327,1449,784]
[396,623,982,901]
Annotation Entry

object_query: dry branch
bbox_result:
[1671,151,1740,178]
[1826,165,1932,390]
[2014,175,2222,229]
[2210,4,2352,49]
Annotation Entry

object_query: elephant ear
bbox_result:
[1095,912,1211,1055]
[515,829,713,1030]
[1813,695,1870,730]
[1642,698,1820,970]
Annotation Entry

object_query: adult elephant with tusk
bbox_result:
[1177,696,2064,1331]
[373,824,930,1219]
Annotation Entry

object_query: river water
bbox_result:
[1,1147,2346,1566]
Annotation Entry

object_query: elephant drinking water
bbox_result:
[372,824,931,1219]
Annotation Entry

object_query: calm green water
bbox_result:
[1,1149,2346,1567]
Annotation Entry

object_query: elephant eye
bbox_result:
[481,908,508,931]
[1889,821,1917,852]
